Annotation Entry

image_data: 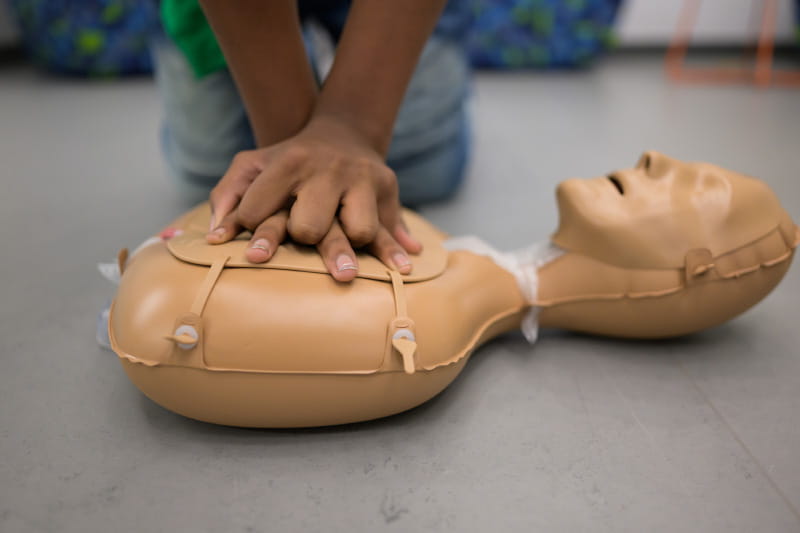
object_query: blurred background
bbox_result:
[0,1,797,74]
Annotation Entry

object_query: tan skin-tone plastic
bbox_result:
[110,152,798,427]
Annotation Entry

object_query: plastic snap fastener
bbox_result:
[392,328,416,342]
[173,324,199,350]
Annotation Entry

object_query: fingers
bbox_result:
[374,175,421,254]
[245,210,289,263]
[209,150,262,230]
[339,186,380,248]
[392,218,423,255]
[370,225,413,275]
[376,170,401,232]
[236,157,298,232]
[206,205,414,283]
[206,142,420,280]
[317,221,359,283]
[206,208,242,244]
[287,180,341,245]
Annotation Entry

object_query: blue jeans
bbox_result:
[151,32,471,207]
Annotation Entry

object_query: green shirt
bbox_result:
[161,0,226,77]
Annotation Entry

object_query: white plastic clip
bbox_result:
[169,324,199,350]
[392,328,417,375]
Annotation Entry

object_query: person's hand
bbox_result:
[205,114,422,282]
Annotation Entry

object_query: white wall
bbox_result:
[617,0,796,45]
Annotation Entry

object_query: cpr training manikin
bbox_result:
[105,152,799,428]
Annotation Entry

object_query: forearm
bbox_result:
[315,0,448,155]
[199,0,317,146]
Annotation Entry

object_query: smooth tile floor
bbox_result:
[1,55,799,533]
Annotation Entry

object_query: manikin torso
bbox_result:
[107,152,798,427]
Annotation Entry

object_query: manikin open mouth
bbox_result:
[607,175,625,195]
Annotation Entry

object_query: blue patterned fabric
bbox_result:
[796,0,800,42]
[9,0,157,76]
[468,0,622,69]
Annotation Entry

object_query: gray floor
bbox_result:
[1,54,799,533]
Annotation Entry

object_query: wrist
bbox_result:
[308,108,391,156]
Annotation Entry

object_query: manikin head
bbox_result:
[553,151,793,269]
[539,151,798,338]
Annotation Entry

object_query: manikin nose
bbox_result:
[636,151,672,178]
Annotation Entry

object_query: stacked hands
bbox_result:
[195,1,452,280]
[204,115,422,282]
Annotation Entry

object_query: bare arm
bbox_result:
[199,0,316,145]
[200,0,447,281]
[316,0,448,154]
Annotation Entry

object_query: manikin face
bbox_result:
[552,151,785,269]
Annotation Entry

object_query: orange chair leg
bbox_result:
[755,0,777,87]
[665,0,800,87]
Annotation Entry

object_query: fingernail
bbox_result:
[251,239,270,253]
[208,216,216,232]
[207,227,226,242]
[336,254,357,272]
[393,252,411,269]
